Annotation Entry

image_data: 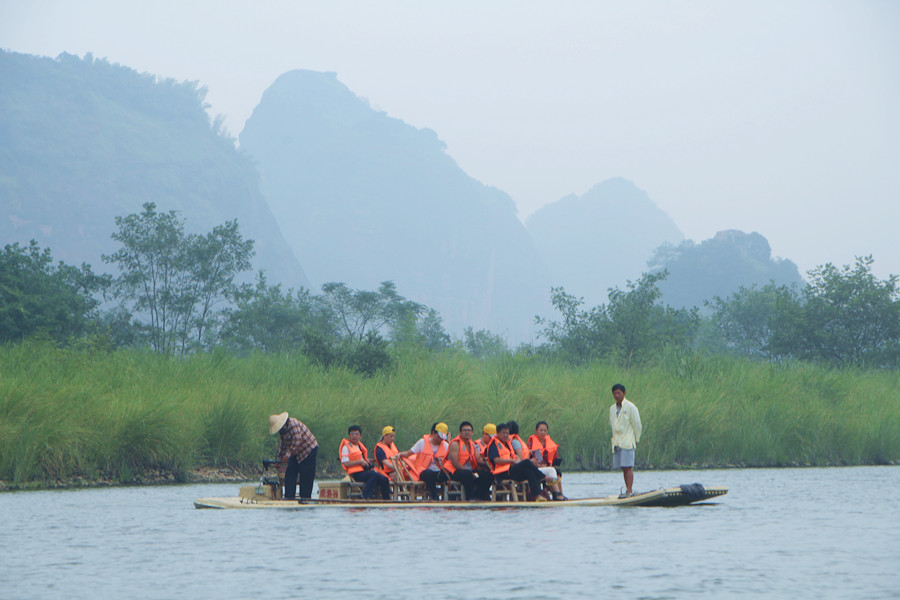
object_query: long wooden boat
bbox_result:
[194,483,728,509]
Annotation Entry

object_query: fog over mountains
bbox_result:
[1,51,803,343]
[0,51,309,290]
[239,69,550,341]
[527,178,685,308]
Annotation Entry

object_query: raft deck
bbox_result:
[194,485,728,509]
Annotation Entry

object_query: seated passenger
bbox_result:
[374,425,400,481]
[486,422,552,501]
[527,420,568,501]
[444,421,493,501]
[474,423,497,474]
[396,422,451,501]
[339,425,390,500]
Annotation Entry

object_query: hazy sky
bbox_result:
[3,1,899,278]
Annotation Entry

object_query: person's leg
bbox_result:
[283,456,299,499]
[623,467,634,494]
[451,469,476,499]
[474,469,494,500]
[376,472,391,499]
[420,469,440,500]
[352,470,378,498]
[509,461,544,498]
[297,446,318,499]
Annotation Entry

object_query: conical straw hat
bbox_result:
[269,412,289,435]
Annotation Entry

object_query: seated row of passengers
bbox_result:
[338,420,568,501]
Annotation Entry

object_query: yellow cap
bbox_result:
[483,423,497,435]
[434,422,449,439]
[381,425,395,437]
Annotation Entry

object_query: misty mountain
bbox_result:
[648,229,803,309]
[0,51,309,288]
[239,70,550,341]
[526,178,684,306]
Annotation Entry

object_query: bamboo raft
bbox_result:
[194,482,728,509]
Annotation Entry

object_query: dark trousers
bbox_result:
[451,468,494,500]
[420,469,450,500]
[284,446,318,499]
[352,469,391,499]
[500,460,544,495]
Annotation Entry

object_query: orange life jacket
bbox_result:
[338,438,368,475]
[374,440,399,476]
[487,437,513,476]
[409,434,449,481]
[475,436,493,456]
[527,434,559,466]
[443,436,478,474]
[510,434,531,461]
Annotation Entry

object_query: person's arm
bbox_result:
[396,439,423,460]
[341,444,369,469]
[474,446,491,470]
[448,441,464,471]
[489,442,518,466]
[632,404,642,444]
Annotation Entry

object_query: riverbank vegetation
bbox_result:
[3,207,900,489]
[2,342,897,489]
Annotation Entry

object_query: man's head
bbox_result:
[496,422,510,442]
[269,412,289,435]
[459,421,474,440]
[431,422,449,443]
[612,383,626,405]
[348,424,362,443]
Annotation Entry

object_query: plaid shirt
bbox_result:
[277,418,318,463]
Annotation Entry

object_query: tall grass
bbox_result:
[1,341,897,485]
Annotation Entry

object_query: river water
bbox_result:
[1,466,898,600]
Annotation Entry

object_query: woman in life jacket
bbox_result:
[374,425,400,481]
[527,420,568,501]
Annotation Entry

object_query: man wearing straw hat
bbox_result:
[269,412,319,499]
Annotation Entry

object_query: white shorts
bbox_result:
[613,447,635,469]
[538,466,559,484]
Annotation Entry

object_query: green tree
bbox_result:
[103,203,254,354]
[536,271,699,365]
[708,283,798,359]
[320,281,424,342]
[462,327,510,359]
[0,241,109,344]
[770,256,900,367]
[220,272,336,356]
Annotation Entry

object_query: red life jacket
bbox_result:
[374,440,399,476]
[443,435,478,474]
[409,435,449,481]
[338,439,368,475]
[527,434,559,466]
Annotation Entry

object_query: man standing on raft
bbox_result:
[609,383,642,497]
[270,412,319,499]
